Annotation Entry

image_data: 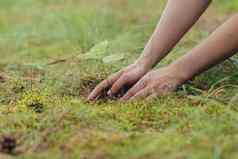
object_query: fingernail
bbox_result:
[107,90,112,96]
[87,95,92,100]
[88,94,96,101]
[87,97,93,101]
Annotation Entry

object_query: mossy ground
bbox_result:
[0,0,238,158]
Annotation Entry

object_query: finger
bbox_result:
[109,75,130,96]
[130,87,152,101]
[121,79,147,101]
[88,72,121,100]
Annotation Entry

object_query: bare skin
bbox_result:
[121,14,238,100]
[88,0,238,101]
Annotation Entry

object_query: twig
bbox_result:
[47,58,68,65]
[47,55,79,66]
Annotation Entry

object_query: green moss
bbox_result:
[14,88,50,113]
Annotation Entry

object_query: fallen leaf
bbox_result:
[78,40,109,60]
[102,54,125,64]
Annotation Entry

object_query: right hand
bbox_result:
[87,63,150,101]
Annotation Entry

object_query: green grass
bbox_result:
[0,0,238,158]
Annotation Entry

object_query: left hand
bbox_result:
[121,66,186,101]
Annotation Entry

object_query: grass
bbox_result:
[0,0,238,158]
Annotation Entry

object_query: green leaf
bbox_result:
[102,54,125,64]
[79,40,109,60]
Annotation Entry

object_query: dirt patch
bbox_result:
[0,76,5,83]
[0,72,9,83]
[28,101,44,113]
[0,135,17,155]
[80,78,101,98]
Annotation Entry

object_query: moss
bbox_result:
[13,87,51,114]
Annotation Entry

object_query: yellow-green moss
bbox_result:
[13,87,51,113]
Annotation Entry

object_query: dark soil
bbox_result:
[0,135,17,154]
[0,73,7,83]
[28,101,44,113]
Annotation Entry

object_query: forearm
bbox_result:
[137,0,212,69]
[171,14,238,82]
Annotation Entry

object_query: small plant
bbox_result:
[78,40,125,64]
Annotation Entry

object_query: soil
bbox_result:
[0,135,17,154]
[28,101,44,113]
[0,73,8,83]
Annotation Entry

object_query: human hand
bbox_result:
[88,63,150,101]
[121,66,186,101]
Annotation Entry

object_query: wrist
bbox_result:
[135,56,156,71]
[168,61,194,84]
